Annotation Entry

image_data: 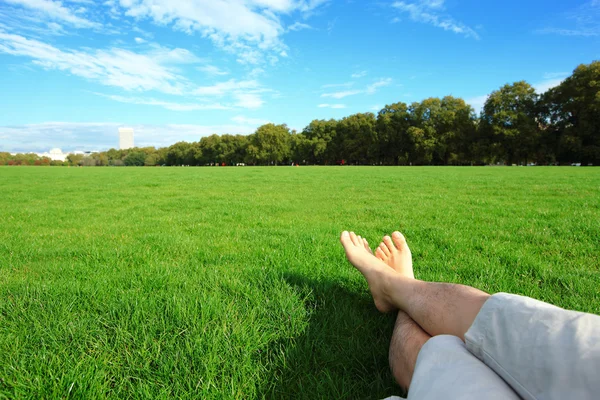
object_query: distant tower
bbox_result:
[119,128,134,150]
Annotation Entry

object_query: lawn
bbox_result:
[0,166,599,399]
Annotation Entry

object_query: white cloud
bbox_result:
[321,82,353,89]
[366,78,392,94]
[2,0,329,65]
[0,122,258,152]
[95,93,230,111]
[194,79,260,96]
[3,0,100,29]
[318,103,346,109]
[191,79,268,109]
[321,90,362,99]
[320,78,392,99]
[231,115,271,125]
[0,32,271,109]
[288,21,312,31]
[234,93,265,109]
[0,32,196,94]
[351,71,367,78]
[370,105,381,111]
[248,67,266,78]
[543,72,570,79]
[466,94,488,114]
[134,37,145,44]
[198,64,229,76]
[534,78,564,94]
[392,0,480,39]
[537,1,600,37]
[112,0,328,64]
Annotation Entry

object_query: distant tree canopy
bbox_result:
[3,61,598,167]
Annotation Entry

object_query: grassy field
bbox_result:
[0,166,599,399]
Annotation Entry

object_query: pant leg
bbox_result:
[465,293,600,400]
[407,334,520,400]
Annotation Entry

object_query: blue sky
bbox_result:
[0,0,598,152]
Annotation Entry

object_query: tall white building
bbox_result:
[119,128,134,150]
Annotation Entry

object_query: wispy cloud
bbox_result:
[4,0,100,29]
[351,71,367,78]
[111,0,328,65]
[318,103,346,109]
[198,64,229,76]
[234,93,265,109]
[0,32,271,109]
[321,82,353,89]
[193,79,260,96]
[321,78,392,98]
[95,93,230,111]
[321,90,362,99]
[543,72,570,79]
[0,32,195,94]
[1,0,329,66]
[366,78,392,94]
[537,1,600,37]
[231,115,271,125]
[287,22,312,32]
[392,0,480,39]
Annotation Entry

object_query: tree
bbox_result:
[247,124,291,165]
[540,61,600,165]
[197,134,222,165]
[124,151,146,166]
[92,153,109,166]
[337,113,377,164]
[144,153,159,166]
[67,153,84,166]
[0,152,11,165]
[437,96,478,165]
[166,141,197,165]
[377,102,412,165]
[480,81,540,165]
[301,119,339,164]
[218,134,248,165]
[407,99,444,165]
[81,156,96,166]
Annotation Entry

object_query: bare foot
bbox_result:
[375,231,414,279]
[340,231,397,312]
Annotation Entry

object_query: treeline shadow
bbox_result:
[258,272,400,400]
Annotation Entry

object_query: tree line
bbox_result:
[2,61,598,167]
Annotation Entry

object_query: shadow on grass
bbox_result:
[259,272,400,400]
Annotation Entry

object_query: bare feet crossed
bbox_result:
[339,231,399,313]
[375,231,414,279]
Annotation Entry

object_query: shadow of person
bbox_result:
[258,271,400,399]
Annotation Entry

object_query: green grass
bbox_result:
[0,166,599,399]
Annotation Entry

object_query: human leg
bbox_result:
[388,310,430,391]
[343,230,600,399]
[369,231,430,389]
[340,230,489,340]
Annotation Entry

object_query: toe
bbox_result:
[350,232,360,246]
[362,238,372,253]
[383,235,396,252]
[340,231,352,248]
[392,231,408,251]
[380,242,391,257]
[375,247,385,260]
